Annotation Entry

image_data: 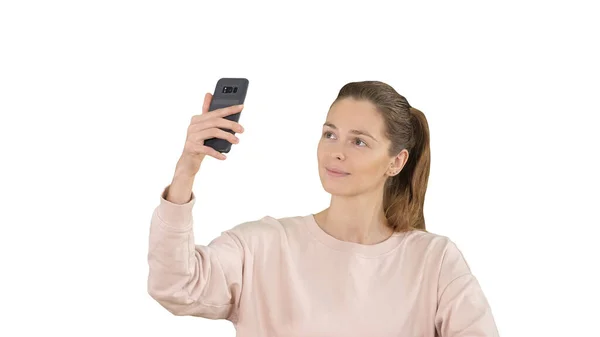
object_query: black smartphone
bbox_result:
[203,77,249,153]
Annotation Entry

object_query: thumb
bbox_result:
[202,92,213,114]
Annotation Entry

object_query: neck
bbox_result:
[314,186,393,245]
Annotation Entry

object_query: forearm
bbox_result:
[166,156,201,204]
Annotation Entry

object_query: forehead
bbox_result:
[326,98,385,133]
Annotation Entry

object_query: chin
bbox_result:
[319,172,384,199]
[319,173,357,197]
[322,184,356,197]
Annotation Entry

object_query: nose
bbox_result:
[330,149,345,161]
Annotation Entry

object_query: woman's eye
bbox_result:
[354,138,367,147]
[322,132,366,147]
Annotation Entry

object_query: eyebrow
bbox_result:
[323,122,378,141]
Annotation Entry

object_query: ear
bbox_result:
[387,149,409,177]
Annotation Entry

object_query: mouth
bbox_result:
[325,167,351,177]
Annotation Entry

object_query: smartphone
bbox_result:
[203,78,249,153]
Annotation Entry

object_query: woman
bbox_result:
[147,81,500,336]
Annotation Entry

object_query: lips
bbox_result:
[325,167,350,177]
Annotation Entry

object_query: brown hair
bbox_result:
[332,81,431,232]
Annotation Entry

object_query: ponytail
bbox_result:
[384,106,431,232]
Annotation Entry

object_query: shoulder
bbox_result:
[221,214,308,246]
[400,230,472,276]
[402,230,460,257]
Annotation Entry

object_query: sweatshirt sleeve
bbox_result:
[434,240,500,337]
[147,185,245,322]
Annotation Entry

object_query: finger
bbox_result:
[195,128,239,145]
[201,93,212,114]
[188,117,244,134]
[195,144,227,160]
[211,104,244,118]
[190,103,243,126]
[184,140,227,160]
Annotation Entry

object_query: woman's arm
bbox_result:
[435,241,500,337]
[147,184,245,322]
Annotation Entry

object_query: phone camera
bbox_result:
[222,86,238,94]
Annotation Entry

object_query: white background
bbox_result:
[1,1,599,336]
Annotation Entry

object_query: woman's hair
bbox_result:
[332,81,431,232]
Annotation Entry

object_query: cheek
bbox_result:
[316,142,325,161]
[354,153,390,176]
[317,139,334,160]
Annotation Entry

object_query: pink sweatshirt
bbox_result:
[148,185,499,336]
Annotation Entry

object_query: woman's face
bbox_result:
[317,98,402,197]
